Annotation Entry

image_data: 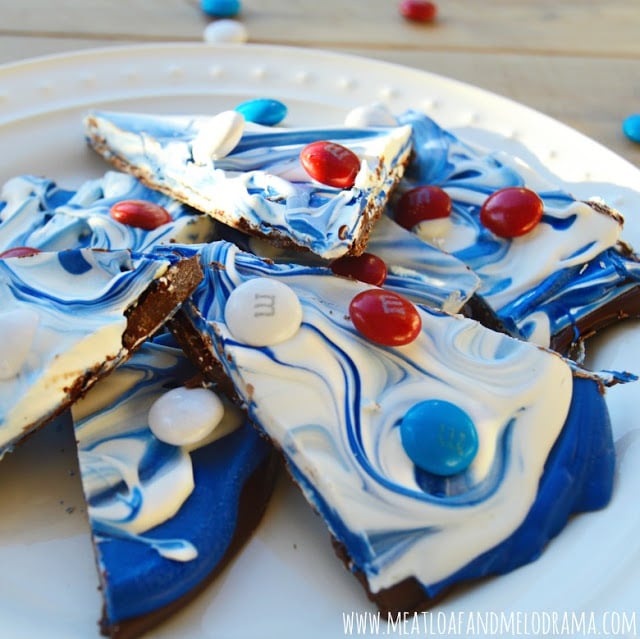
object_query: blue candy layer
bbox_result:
[71,334,275,626]
[98,422,272,622]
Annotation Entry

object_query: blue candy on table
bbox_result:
[201,0,240,18]
[622,113,640,144]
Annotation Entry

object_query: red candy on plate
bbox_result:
[300,141,361,189]
[110,199,172,230]
[394,185,452,231]
[399,0,437,23]
[349,289,422,346]
[479,187,544,238]
[0,246,41,259]
[330,253,388,286]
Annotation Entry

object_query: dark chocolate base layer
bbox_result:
[460,293,520,338]
[550,283,640,359]
[122,255,203,350]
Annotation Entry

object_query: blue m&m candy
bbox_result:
[235,98,288,126]
[399,399,478,476]
[622,114,640,144]
[201,0,240,18]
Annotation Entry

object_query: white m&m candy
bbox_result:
[148,386,225,447]
[203,19,248,44]
[224,277,303,347]
[344,103,397,127]
[192,110,245,164]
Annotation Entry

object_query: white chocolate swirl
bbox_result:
[84,110,413,259]
[0,171,216,253]
[0,248,172,458]
[178,240,574,591]
[72,339,242,560]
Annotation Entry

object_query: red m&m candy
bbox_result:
[479,187,543,238]
[349,289,422,346]
[330,253,388,286]
[300,141,361,189]
[394,185,451,231]
[0,246,41,259]
[110,200,172,230]
[399,0,437,23]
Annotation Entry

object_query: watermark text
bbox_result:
[342,609,638,637]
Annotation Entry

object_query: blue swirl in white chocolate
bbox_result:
[84,110,413,259]
[74,342,198,551]
[0,248,178,457]
[71,337,273,623]
[217,213,481,314]
[169,240,615,596]
[396,111,640,350]
[0,171,216,253]
[366,215,480,312]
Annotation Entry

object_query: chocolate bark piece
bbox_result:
[84,109,413,260]
[0,248,202,458]
[166,239,617,612]
[71,338,277,639]
[0,171,216,254]
[395,110,640,359]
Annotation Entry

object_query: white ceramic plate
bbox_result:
[0,44,638,639]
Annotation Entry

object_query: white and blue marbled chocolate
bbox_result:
[84,110,413,260]
[219,213,481,315]
[395,111,640,352]
[169,240,614,599]
[366,215,480,313]
[71,337,273,626]
[0,171,216,253]
[0,248,184,458]
[0,165,480,315]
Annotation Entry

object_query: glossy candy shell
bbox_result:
[330,253,388,286]
[395,185,452,230]
[479,187,544,238]
[300,141,361,189]
[349,289,421,346]
[110,200,172,230]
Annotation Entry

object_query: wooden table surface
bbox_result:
[1,0,639,169]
